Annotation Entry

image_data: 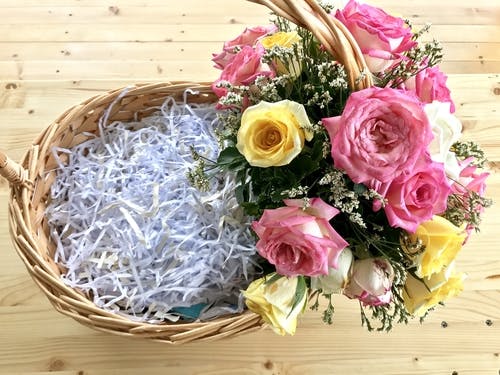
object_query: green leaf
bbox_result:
[289,155,318,181]
[241,201,261,216]
[235,184,245,204]
[353,183,367,195]
[287,276,307,318]
[310,137,324,161]
[264,273,283,286]
[217,147,245,168]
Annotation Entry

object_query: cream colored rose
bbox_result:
[425,101,462,180]
[310,248,353,294]
[243,274,307,335]
[237,100,313,167]
[403,264,465,317]
[260,31,302,77]
[405,215,466,279]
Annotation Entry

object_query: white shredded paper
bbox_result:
[46,93,259,323]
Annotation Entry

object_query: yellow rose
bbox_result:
[260,31,302,77]
[260,31,301,49]
[242,274,307,335]
[405,216,466,278]
[403,265,465,317]
[237,100,313,167]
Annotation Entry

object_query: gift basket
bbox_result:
[0,0,491,344]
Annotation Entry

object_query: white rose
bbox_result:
[424,101,462,180]
[310,248,353,294]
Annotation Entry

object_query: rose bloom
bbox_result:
[322,87,433,188]
[335,0,416,72]
[211,45,274,98]
[452,157,489,197]
[212,25,277,69]
[425,101,462,180]
[405,216,466,278]
[404,65,455,112]
[310,248,353,294]
[403,265,465,317]
[451,157,490,239]
[237,100,313,167]
[344,258,394,306]
[259,31,302,77]
[243,274,307,335]
[252,198,349,277]
[375,156,451,233]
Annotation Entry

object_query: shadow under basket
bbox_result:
[0,82,265,344]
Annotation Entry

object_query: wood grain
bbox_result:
[0,0,499,374]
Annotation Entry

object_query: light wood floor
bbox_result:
[0,1,499,374]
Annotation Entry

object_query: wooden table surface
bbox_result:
[0,1,499,374]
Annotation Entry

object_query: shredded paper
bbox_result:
[46,93,259,323]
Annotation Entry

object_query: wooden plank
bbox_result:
[0,23,498,43]
[0,59,499,83]
[0,1,498,25]
[1,41,499,62]
[0,5,498,26]
[440,61,500,74]
[0,302,498,373]
[0,5,269,25]
[1,0,497,6]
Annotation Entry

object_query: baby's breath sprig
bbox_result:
[281,185,309,198]
[310,290,321,312]
[307,290,336,325]
[215,110,241,144]
[322,294,335,325]
[318,1,335,13]
[451,140,488,167]
[377,22,443,89]
[318,168,367,227]
[271,15,292,32]
[187,147,217,192]
[444,191,493,232]
[252,75,284,103]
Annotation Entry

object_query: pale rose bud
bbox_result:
[344,257,394,306]
[310,248,354,294]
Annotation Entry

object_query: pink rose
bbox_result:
[404,65,455,113]
[451,157,489,238]
[211,45,274,97]
[375,156,451,233]
[322,87,433,188]
[335,0,416,72]
[344,258,394,306]
[252,198,348,277]
[212,25,277,69]
[212,50,235,71]
[452,157,489,197]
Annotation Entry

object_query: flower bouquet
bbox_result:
[193,0,492,334]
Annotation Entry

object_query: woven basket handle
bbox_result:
[0,150,29,187]
[248,0,373,91]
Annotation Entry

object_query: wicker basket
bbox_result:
[0,0,371,344]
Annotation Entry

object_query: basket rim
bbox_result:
[8,81,265,344]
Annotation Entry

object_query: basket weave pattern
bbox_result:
[0,0,369,344]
